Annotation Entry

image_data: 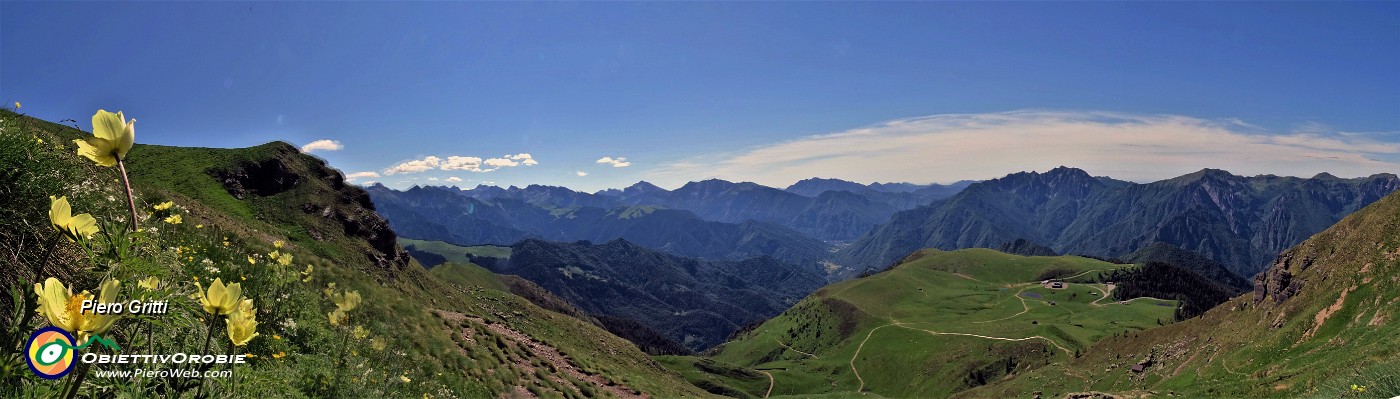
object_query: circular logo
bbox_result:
[25,327,76,379]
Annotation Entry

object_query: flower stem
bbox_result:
[61,356,91,399]
[37,233,60,274]
[116,158,138,233]
[194,316,218,398]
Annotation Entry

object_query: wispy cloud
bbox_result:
[300,139,343,153]
[647,110,1400,187]
[576,171,588,177]
[345,171,380,181]
[596,156,631,168]
[446,176,463,182]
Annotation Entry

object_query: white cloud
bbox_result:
[344,171,380,181]
[383,156,442,175]
[646,110,1400,187]
[300,139,343,153]
[441,156,484,172]
[386,153,539,175]
[485,157,520,168]
[428,177,439,181]
[596,156,631,168]
[446,176,463,182]
[509,153,540,166]
[576,171,588,177]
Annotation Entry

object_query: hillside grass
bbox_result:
[678,248,1175,398]
[961,191,1400,398]
[0,109,708,398]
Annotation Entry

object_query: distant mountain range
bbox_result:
[367,185,836,271]
[838,167,1400,279]
[367,178,970,272]
[472,238,828,351]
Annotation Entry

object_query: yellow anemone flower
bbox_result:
[273,240,285,249]
[33,278,121,342]
[152,201,173,211]
[163,214,182,225]
[226,299,259,346]
[137,277,160,290]
[49,196,99,242]
[331,290,361,313]
[277,253,293,266]
[371,337,387,351]
[73,110,135,167]
[194,278,242,315]
[352,325,368,340]
[328,309,347,326]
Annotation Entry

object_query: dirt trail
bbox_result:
[775,339,818,359]
[973,287,1033,324]
[759,370,774,398]
[435,310,645,399]
[892,322,1074,355]
[849,324,893,393]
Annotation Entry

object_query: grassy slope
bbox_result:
[966,191,1400,399]
[0,109,708,398]
[685,249,1175,398]
[399,238,513,262]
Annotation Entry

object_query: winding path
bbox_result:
[759,370,774,398]
[849,324,893,393]
[775,339,818,359]
[892,322,1074,355]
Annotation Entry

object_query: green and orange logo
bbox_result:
[25,327,76,379]
[24,327,121,379]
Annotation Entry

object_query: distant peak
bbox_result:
[1311,172,1338,180]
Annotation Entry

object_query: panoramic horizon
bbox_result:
[4,2,1398,192]
[5,2,1400,398]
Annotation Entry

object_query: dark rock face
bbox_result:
[1252,246,1312,305]
[212,143,409,273]
[212,158,300,199]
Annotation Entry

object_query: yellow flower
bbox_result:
[14,101,19,109]
[226,299,259,346]
[268,250,279,260]
[273,240,285,249]
[331,290,361,313]
[35,137,44,145]
[352,326,368,340]
[399,375,411,383]
[194,278,242,315]
[277,253,293,266]
[33,278,121,342]
[152,201,173,211]
[196,224,204,229]
[273,334,281,340]
[272,351,286,359]
[73,110,135,167]
[163,214,182,225]
[371,337,386,351]
[328,310,347,326]
[244,353,257,358]
[49,196,99,242]
[247,256,256,265]
[137,277,160,290]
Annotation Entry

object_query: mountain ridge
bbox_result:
[839,166,1400,279]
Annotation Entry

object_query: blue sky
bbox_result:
[4,2,1398,191]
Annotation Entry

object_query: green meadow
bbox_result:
[672,248,1177,398]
